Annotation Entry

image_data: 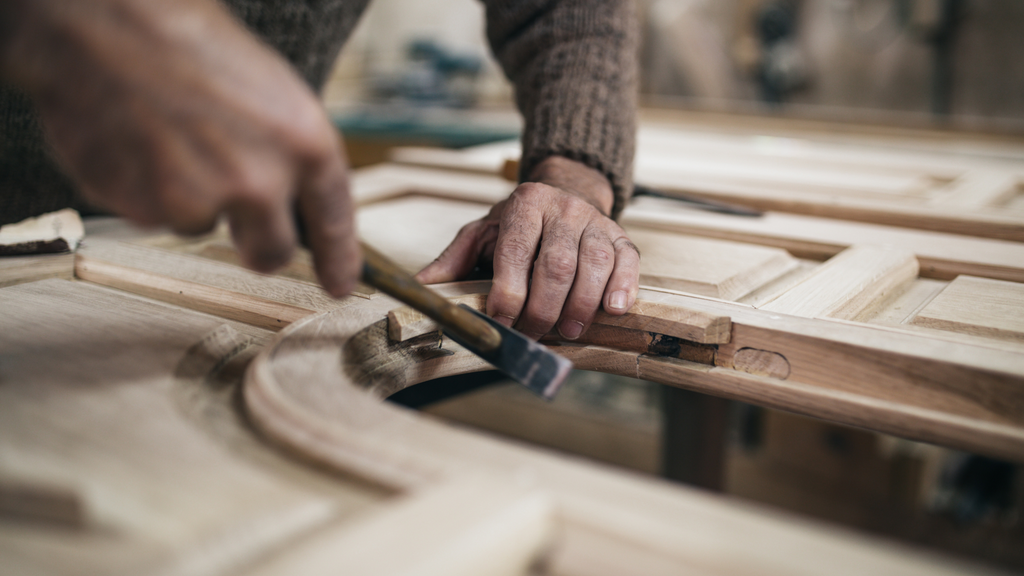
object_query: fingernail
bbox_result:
[493,314,515,328]
[558,320,584,340]
[609,291,628,311]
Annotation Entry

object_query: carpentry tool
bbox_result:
[360,242,573,399]
[633,184,763,217]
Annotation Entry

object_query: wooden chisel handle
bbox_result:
[360,242,502,352]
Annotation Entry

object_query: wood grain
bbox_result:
[626,228,799,300]
[622,195,1024,283]
[0,252,74,288]
[910,275,1024,342]
[357,196,490,274]
[387,294,488,342]
[75,239,343,330]
[929,170,1020,208]
[0,279,383,576]
[593,300,732,344]
[243,283,1005,575]
[760,244,919,319]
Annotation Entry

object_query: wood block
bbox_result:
[760,244,919,320]
[910,275,1024,342]
[0,252,74,288]
[387,294,488,342]
[593,300,731,344]
[626,228,798,300]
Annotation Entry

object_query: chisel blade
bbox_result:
[443,304,573,400]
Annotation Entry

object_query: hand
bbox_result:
[417,156,640,340]
[0,0,360,296]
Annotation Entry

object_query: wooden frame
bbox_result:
[242,282,999,575]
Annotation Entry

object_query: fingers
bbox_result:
[515,212,588,339]
[486,187,545,329]
[484,182,639,341]
[556,226,615,339]
[227,191,296,274]
[415,219,492,285]
[297,154,360,298]
[603,237,641,315]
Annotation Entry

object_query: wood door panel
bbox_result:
[626,228,799,299]
[389,122,1024,241]
[909,275,1024,343]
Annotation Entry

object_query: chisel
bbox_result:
[360,242,573,399]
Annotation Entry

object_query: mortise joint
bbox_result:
[731,347,790,379]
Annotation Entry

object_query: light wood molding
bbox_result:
[759,244,918,319]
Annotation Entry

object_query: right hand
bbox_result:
[0,0,360,296]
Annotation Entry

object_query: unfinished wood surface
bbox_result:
[386,292,731,347]
[593,300,732,345]
[622,195,1024,283]
[244,479,551,576]
[388,122,1024,240]
[625,228,799,300]
[760,245,919,319]
[342,165,1024,283]
[75,239,341,330]
[243,283,1003,575]
[929,170,1020,208]
[357,196,491,274]
[855,278,947,325]
[0,252,74,288]
[909,276,1024,343]
[637,170,1024,242]
[387,294,488,342]
[288,281,1024,459]
[0,279,386,576]
[351,163,512,207]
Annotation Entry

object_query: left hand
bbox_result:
[416,156,640,341]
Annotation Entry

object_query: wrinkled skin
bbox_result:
[417,156,640,340]
[0,0,638,338]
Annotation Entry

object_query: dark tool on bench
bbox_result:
[633,184,764,217]
[360,242,572,399]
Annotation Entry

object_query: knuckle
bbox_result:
[497,236,536,268]
[537,251,577,283]
[509,182,554,207]
[282,104,336,160]
[581,245,613,268]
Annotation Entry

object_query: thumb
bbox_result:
[415,220,489,284]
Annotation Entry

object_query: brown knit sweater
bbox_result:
[0,0,637,225]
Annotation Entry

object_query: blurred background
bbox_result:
[322,0,1024,167]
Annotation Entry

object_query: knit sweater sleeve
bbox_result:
[480,0,638,219]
